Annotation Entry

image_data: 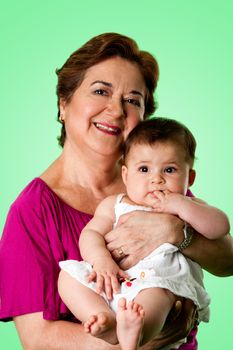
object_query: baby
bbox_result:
[59,117,230,350]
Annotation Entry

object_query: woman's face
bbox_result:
[60,57,146,158]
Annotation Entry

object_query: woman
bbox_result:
[0,33,232,350]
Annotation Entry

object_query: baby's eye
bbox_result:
[139,166,148,172]
[126,98,141,107]
[94,89,107,96]
[165,167,176,174]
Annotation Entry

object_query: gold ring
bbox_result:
[118,247,124,257]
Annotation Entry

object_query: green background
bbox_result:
[0,0,232,348]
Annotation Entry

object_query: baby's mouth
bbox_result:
[150,190,163,198]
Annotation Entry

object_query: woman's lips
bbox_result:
[94,122,122,135]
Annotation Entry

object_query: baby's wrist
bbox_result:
[164,214,184,245]
[91,253,112,265]
[173,194,188,217]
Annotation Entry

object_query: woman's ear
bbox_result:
[188,169,196,187]
[59,98,66,119]
[121,165,128,186]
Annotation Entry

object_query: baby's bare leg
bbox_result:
[116,298,145,350]
[58,270,117,344]
[134,287,176,345]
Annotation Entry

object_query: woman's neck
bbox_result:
[40,145,125,212]
[62,145,122,188]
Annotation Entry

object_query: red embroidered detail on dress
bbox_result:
[119,277,136,287]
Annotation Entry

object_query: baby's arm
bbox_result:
[152,191,230,239]
[79,195,128,299]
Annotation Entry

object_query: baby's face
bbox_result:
[122,141,193,207]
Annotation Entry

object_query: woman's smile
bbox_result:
[93,122,122,136]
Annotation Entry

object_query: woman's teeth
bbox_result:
[94,123,121,134]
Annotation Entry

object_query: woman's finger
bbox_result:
[115,212,133,226]
[118,255,135,270]
[105,229,120,250]
[111,246,127,260]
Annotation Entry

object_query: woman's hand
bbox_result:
[105,210,184,269]
[140,298,198,350]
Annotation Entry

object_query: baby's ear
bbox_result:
[121,165,128,186]
[188,169,196,187]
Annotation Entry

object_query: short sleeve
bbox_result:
[0,199,54,320]
[0,182,67,321]
[0,200,43,318]
[0,179,92,322]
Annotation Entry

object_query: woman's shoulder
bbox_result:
[3,178,92,241]
[1,178,58,244]
[10,177,93,223]
[11,177,56,210]
[9,177,79,221]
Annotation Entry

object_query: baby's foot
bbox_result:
[116,298,145,350]
[84,312,117,345]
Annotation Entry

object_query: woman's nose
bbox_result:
[107,98,126,118]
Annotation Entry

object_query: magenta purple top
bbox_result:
[0,178,197,349]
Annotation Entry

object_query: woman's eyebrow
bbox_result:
[91,80,144,97]
[91,80,112,87]
[130,90,144,98]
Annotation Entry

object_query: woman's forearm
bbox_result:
[182,233,233,276]
[157,213,233,276]
[14,312,119,350]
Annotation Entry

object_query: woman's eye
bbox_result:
[139,166,148,172]
[126,98,141,107]
[94,89,107,96]
[165,167,176,174]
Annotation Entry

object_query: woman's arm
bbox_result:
[182,232,233,276]
[14,312,119,350]
[14,306,196,350]
[140,299,198,350]
[105,211,233,276]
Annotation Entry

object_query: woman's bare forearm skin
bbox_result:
[13,311,175,350]
[14,312,119,350]
[182,232,233,276]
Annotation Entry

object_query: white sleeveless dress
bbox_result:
[59,193,210,324]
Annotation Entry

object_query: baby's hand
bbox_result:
[87,257,129,300]
[151,190,185,215]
